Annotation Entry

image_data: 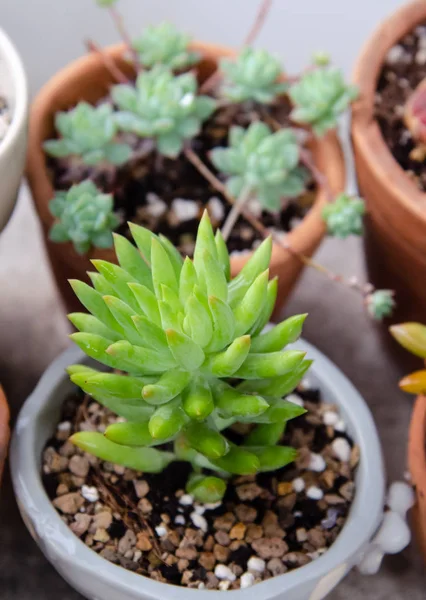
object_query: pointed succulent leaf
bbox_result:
[252,398,307,424]
[212,445,260,475]
[102,295,146,345]
[399,370,426,395]
[233,350,306,379]
[70,432,174,472]
[166,329,205,370]
[148,398,187,439]
[203,335,251,377]
[249,445,297,472]
[142,369,191,405]
[70,332,133,371]
[113,233,152,287]
[68,312,121,341]
[179,257,199,306]
[186,475,227,503]
[92,260,140,312]
[88,272,117,297]
[233,270,269,336]
[239,359,312,398]
[215,230,231,281]
[106,340,177,373]
[182,378,214,420]
[151,237,178,296]
[82,372,145,400]
[184,422,229,459]
[250,278,279,336]
[245,422,286,446]
[128,283,160,325]
[200,249,228,302]
[250,314,307,353]
[228,237,272,307]
[105,422,167,447]
[390,322,426,358]
[205,296,236,352]
[128,222,156,263]
[214,384,269,420]
[158,234,184,279]
[183,293,213,347]
[131,314,169,352]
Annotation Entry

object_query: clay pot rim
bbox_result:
[26,41,344,274]
[408,395,426,492]
[352,0,426,228]
[0,385,10,482]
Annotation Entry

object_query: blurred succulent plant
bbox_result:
[132,22,200,70]
[49,180,119,255]
[220,48,288,104]
[44,102,132,166]
[211,122,307,212]
[68,211,310,502]
[366,289,395,321]
[289,67,359,136]
[112,66,216,157]
[322,194,366,238]
[390,322,426,394]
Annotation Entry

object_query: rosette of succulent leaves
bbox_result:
[43,4,394,319]
[68,212,311,502]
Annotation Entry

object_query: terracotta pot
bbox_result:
[0,385,10,484]
[27,42,345,315]
[352,0,426,322]
[408,395,426,560]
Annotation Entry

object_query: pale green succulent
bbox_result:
[44,102,132,166]
[210,122,307,212]
[220,48,288,104]
[289,67,359,136]
[68,211,310,502]
[96,0,117,5]
[49,180,119,255]
[112,66,216,157]
[322,194,366,238]
[366,290,395,321]
[132,22,200,70]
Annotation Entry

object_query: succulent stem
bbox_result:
[85,39,130,84]
[221,186,253,241]
[109,5,143,71]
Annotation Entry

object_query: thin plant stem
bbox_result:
[200,0,274,94]
[221,186,253,241]
[184,147,374,298]
[86,39,130,84]
[299,147,334,203]
[109,5,142,71]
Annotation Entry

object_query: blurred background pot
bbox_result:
[352,0,426,322]
[0,385,10,485]
[26,42,345,316]
[408,395,426,562]
[0,27,28,232]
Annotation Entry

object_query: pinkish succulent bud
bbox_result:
[404,78,426,143]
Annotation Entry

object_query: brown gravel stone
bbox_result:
[267,558,287,576]
[93,528,110,543]
[205,572,220,589]
[213,513,235,532]
[177,558,189,572]
[229,522,246,540]
[56,483,69,496]
[181,571,193,586]
[69,455,89,478]
[236,483,262,501]
[214,530,230,546]
[118,530,136,554]
[246,524,263,543]
[283,552,311,567]
[204,535,215,551]
[176,546,198,560]
[53,492,84,514]
[277,482,293,496]
[165,554,178,566]
[324,494,345,505]
[199,552,216,570]
[234,504,257,523]
[350,445,360,468]
[295,447,311,469]
[296,528,308,543]
[138,498,153,514]
[252,538,289,559]
[262,511,285,538]
[321,469,336,488]
[44,448,69,473]
[136,533,153,551]
[213,543,230,562]
[70,513,92,537]
[308,528,326,548]
[277,493,297,511]
[91,511,112,532]
[59,441,75,457]
[133,480,150,498]
[339,481,355,501]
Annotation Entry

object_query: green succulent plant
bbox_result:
[366,289,395,321]
[220,48,288,104]
[289,67,359,136]
[112,66,216,158]
[96,0,117,6]
[132,22,200,70]
[322,194,366,238]
[44,102,132,166]
[210,122,307,212]
[68,211,310,502]
[49,180,119,254]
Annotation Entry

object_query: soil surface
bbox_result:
[48,99,314,257]
[375,23,426,192]
[42,381,358,591]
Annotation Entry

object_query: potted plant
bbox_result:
[0,27,28,231]
[352,0,426,322]
[25,0,369,318]
[390,322,426,561]
[11,210,391,598]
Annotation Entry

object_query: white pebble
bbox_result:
[208,196,225,222]
[146,200,167,218]
[219,581,231,590]
[323,411,339,426]
[175,515,186,525]
[307,486,324,501]
[386,45,405,65]
[194,505,206,515]
[81,485,99,503]
[247,197,262,218]
[198,582,205,590]
[179,494,194,506]
[215,564,236,582]
[308,452,326,472]
[301,377,312,390]
[204,501,222,511]
[387,482,415,517]
[133,550,142,562]
[57,421,71,432]
[292,477,305,493]
[247,556,266,573]
[331,437,351,462]
[240,572,255,588]
[416,49,426,65]
[334,419,346,433]
[171,198,199,222]
[286,393,304,407]
[190,511,208,532]
[155,525,167,537]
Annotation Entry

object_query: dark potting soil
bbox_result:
[42,382,359,591]
[48,99,315,257]
[374,22,426,192]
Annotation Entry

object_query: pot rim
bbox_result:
[26,41,345,274]
[351,0,426,226]
[11,338,384,599]
[0,27,28,161]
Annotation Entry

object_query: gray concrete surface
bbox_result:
[0,185,425,598]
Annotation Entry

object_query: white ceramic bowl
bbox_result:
[0,28,28,231]
[11,339,385,600]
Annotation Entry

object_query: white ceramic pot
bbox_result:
[0,28,28,231]
[11,339,385,600]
